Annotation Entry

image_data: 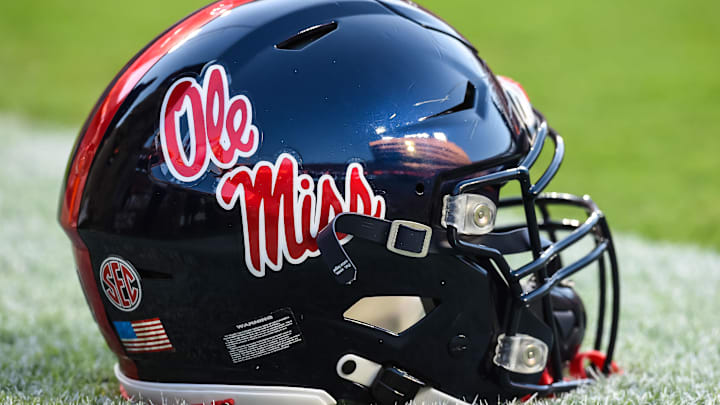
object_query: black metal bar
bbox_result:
[521,241,609,304]
[512,213,601,279]
[516,165,566,383]
[497,195,524,207]
[518,121,548,170]
[538,202,559,244]
[541,220,582,232]
[500,372,592,395]
[599,217,620,375]
[494,220,581,234]
[501,193,601,212]
[518,171,543,260]
[454,167,523,195]
[493,223,532,233]
[529,129,564,196]
[594,253,607,351]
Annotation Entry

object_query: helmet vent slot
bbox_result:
[422,81,476,121]
[343,296,436,335]
[276,22,338,50]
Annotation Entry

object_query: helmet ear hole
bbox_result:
[415,182,425,196]
[343,296,436,335]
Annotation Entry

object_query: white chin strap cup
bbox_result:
[115,364,335,405]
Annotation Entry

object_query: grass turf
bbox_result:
[0,0,719,251]
[1,115,720,403]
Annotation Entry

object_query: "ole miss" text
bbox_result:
[159,65,386,277]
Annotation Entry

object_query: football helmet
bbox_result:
[59,0,620,403]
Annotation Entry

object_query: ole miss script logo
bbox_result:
[159,64,386,277]
[100,257,142,311]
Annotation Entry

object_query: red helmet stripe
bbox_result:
[59,0,256,379]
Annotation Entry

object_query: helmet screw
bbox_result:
[473,203,493,228]
[448,335,470,358]
[522,344,540,367]
[341,360,357,375]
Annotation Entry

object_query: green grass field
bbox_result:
[1,0,719,403]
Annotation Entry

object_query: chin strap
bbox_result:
[316,213,432,284]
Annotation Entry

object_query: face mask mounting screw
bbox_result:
[441,194,497,235]
[473,203,493,228]
[341,360,357,375]
[522,344,541,368]
[493,334,548,374]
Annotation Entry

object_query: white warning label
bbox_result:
[223,308,303,364]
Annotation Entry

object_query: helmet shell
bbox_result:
[63,0,538,402]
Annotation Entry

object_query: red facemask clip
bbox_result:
[569,349,622,379]
[521,350,621,402]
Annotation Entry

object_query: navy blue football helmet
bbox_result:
[60,0,620,403]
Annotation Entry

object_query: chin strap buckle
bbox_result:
[317,214,433,285]
[386,220,432,258]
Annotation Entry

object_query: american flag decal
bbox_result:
[113,318,173,353]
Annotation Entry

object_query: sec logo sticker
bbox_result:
[99,257,142,312]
